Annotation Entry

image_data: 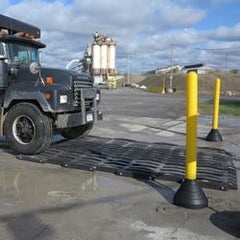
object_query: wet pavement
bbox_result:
[0,88,239,240]
[0,153,239,240]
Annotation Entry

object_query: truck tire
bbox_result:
[61,123,93,139]
[4,103,52,155]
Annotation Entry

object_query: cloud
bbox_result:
[4,0,206,36]
[208,23,240,41]
[1,0,240,72]
[157,4,206,26]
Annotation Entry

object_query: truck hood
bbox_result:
[41,67,92,80]
[7,65,93,91]
[40,67,93,90]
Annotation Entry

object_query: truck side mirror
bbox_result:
[30,62,45,86]
[30,62,40,75]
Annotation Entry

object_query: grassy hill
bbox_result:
[138,70,240,94]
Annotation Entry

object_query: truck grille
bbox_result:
[73,79,93,107]
[74,79,92,90]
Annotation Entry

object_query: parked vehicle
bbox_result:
[0,14,102,154]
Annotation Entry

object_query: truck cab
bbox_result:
[0,14,102,155]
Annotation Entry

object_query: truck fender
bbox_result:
[3,91,54,112]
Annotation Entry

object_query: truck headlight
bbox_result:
[60,95,68,104]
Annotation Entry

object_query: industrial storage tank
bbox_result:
[92,43,101,75]
[100,44,108,75]
[108,40,116,74]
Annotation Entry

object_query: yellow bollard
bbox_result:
[206,78,223,142]
[107,76,117,90]
[161,76,166,94]
[173,71,208,209]
[185,72,198,180]
[213,78,220,129]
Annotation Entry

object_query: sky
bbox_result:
[1,0,240,73]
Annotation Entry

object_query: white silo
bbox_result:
[92,43,101,75]
[100,44,108,75]
[108,40,116,75]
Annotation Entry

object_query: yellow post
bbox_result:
[185,71,198,180]
[212,78,221,129]
[206,78,223,142]
[173,71,208,209]
[161,76,166,94]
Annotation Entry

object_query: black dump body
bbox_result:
[0,14,41,38]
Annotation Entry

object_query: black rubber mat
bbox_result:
[17,136,238,190]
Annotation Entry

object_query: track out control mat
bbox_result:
[17,136,238,190]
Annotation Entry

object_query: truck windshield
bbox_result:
[7,43,39,65]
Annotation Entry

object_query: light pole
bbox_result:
[169,36,174,93]
[127,54,130,84]
[225,52,228,72]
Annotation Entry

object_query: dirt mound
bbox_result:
[139,71,240,94]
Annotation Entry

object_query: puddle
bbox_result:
[120,123,148,132]
[0,167,99,210]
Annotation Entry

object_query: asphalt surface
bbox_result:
[0,88,239,240]
[100,88,186,119]
[93,89,240,156]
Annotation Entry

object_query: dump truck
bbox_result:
[0,14,102,155]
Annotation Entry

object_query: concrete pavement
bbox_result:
[0,88,239,240]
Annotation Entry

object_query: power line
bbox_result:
[174,44,240,51]
[117,45,240,59]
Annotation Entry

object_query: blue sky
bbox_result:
[194,1,240,30]
[2,0,240,72]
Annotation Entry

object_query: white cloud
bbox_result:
[209,23,240,41]
[158,4,206,26]
[1,0,240,72]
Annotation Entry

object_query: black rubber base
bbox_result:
[206,128,223,142]
[173,179,208,209]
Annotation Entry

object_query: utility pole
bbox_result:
[225,52,228,72]
[169,36,174,93]
[127,54,130,84]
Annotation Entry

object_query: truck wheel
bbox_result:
[61,123,93,139]
[4,103,52,155]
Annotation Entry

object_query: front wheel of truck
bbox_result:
[61,123,93,139]
[4,103,52,155]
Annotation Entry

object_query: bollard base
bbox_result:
[206,128,223,142]
[173,179,208,209]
